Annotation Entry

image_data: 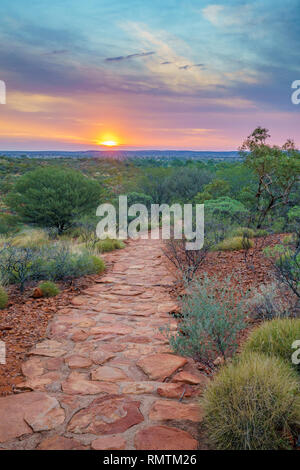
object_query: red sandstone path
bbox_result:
[0,238,208,450]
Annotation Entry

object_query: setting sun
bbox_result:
[100,140,118,147]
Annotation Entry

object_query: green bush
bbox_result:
[90,255,106,274]
[253,228,268,237]
[6,167,102,234]
[214,236,254,251]
[38,281,60,297]
[242,319,300,370]
[43,246,105,280]
[205,197,249,226]
[0,243,106,291]
[0,245,44,292]
[283,234,295,245]
[231,227,255,238]
[202,353,300,449]
[0,214,20,236]
[168,275,247,364]
[94,238,125,253]
[0,286,8,309]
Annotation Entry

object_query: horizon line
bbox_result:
[0,148,239,153]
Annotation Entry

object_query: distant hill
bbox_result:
[0,150,240,161]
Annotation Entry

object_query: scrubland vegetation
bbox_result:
[0,126,299,449]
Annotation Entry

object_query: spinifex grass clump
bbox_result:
[90,256,106,274]
[242,318,300,371]
[202,353,300,450]
[94,238,125,253]
[168,274,247,366]
[231,227,255,238]
[0,286,8,309]
[214,236,254,251]
[10,228,50,248]
[38,281,60,297]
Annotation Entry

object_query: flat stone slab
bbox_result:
[68,395,144,434]
[0,392,65,443]
[90,349,116,365]
[157,383,196,398]
[21,357,44,378]
[90,325,133,336]
[37,435,85,450]
[137,353,187,380]
[91,435,126,450]
[121,382,157,395]
[149,400,201,422]
[172,371,209,386]
[91,366,129,382]
[65,355,93,369]
[29,340,68,358]
[62,372,119,395]
[134,425,198,450]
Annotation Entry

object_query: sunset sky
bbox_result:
[0,0,299,150]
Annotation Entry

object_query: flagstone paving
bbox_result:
[0,238,208,450]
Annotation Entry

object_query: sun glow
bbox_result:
[100,140,118,146]
[97,134,119,147]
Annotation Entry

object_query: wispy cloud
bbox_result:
[178,63,204,70]
[105,51,155,62]
[43,49,69,56]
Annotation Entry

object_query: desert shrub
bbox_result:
[253,228,268,237]
[0,244,44,292]
[264,242,300,305]
[270,217,286,234]
[214,236,254,251]
[168,275,247,365]
[43,245,105,280]
[90,255,106,274]
[6,167,102,233]
[163,238,209,282]
[0,243,106,291]
[283,234,296,245]
[126,192,153,209]
[242,319,300,370]
[94,238,125,253]
[231,227,255,238]
[0,286,8,309]
[38,281,60,297]
[248,282,292,320]
[202,353,300,449]
[0,214,20,236]
[205,197,249,226]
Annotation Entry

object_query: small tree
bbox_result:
[7,167,102,233]
[194,179,230,203]
[204,197,249,226]
[240,127,300,228]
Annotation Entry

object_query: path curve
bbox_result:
[0,238,208,450]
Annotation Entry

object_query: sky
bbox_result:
[0,0,299,151]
